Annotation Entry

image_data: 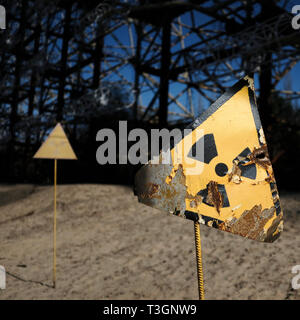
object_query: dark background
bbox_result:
[0,0,299,190]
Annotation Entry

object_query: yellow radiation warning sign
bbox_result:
[135,77,283,243]
[34,123,77,160]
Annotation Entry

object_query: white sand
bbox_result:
[0,184,299,300]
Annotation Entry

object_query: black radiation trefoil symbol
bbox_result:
[187,134,257,210]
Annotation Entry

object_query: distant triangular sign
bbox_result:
[34,123,77,160]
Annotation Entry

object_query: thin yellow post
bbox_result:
[53,159,57,288]
[194,221,205,300]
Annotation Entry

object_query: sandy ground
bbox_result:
[0,183,299,300]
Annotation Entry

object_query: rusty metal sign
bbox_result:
[34,123,77,160]
[135,77,283,242]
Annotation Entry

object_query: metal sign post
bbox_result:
[194,222,204,300]
[34,123,77,288]
[53,158,57,288]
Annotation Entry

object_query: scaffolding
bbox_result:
[0,0,299,178]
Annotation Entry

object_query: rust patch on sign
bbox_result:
[135,163,188,215]
[264,213,283,242]
[166,164,184,185]
[140,183,160,199]
[206,181,223,214]
[228,144,274,184]
[245,144,276,183]
[186,193,203,208]
[228,162,242,184]
[246,144,271,170]
[218,204,279,241]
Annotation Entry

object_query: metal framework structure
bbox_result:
[0,0,299,176]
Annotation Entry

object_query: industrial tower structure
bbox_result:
[0,0,299,179]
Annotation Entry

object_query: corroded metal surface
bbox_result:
[134,77,283,243]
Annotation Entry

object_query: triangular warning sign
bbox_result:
[134,77,283,243]
[34,123,77,160]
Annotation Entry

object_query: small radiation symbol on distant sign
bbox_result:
[135,77,283,243]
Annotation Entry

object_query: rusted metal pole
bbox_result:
[194,221,205,300]
[53,159,57,288]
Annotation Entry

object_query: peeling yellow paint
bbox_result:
[135,77,283,242]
